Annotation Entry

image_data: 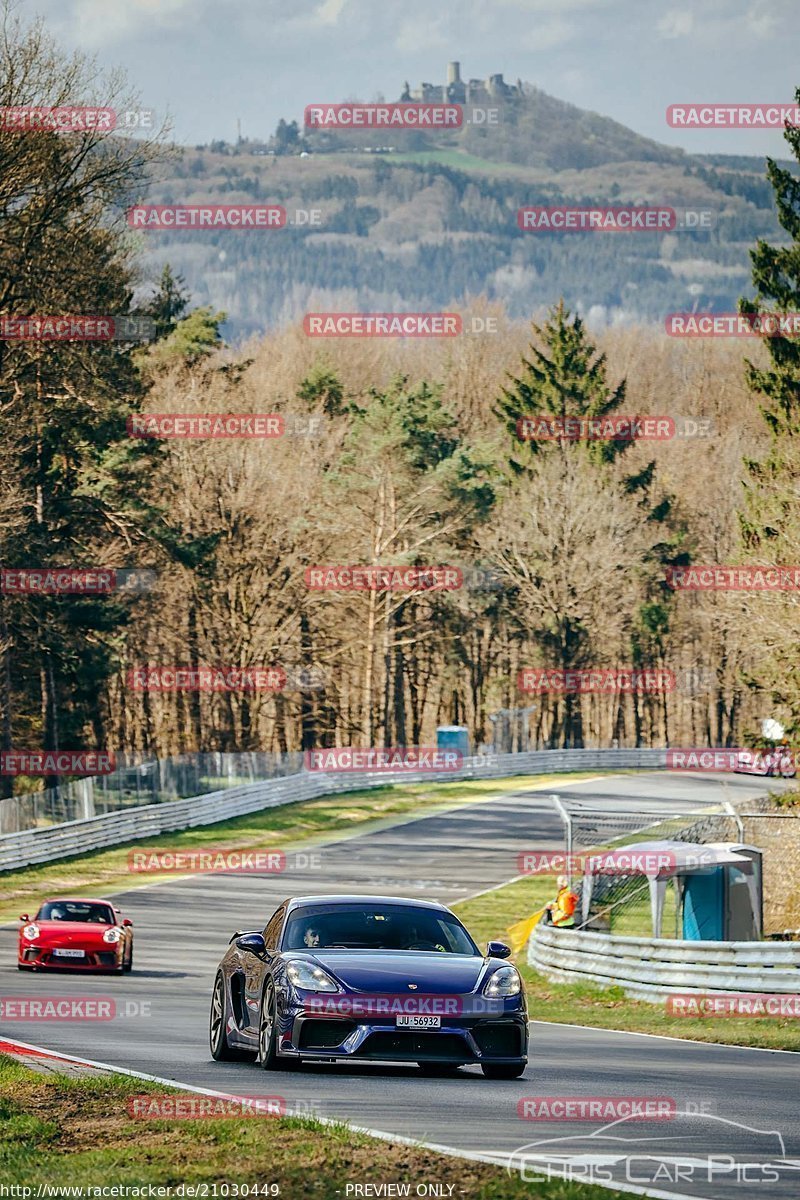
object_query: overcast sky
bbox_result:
[29,0,800,157]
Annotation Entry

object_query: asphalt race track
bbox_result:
[2,771,799,1200]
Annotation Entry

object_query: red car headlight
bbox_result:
[22,923,40,941]
[103,928,122,944]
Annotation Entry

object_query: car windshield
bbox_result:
[37,901,115,924]
[281,904,478,954]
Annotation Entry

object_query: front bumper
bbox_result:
[18,945,121,970]
[280,1009,528,1065]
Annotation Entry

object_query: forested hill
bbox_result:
[131,81,783,340]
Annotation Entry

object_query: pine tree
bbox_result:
[145,265,191,341]
[494,300,627,473]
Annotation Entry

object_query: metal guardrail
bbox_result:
[0,751,304,833]
[528,923,800,1000]
[0,747,667,872]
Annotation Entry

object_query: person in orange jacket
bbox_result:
[544,874,578,928]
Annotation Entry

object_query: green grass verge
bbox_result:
[454,877,800,1052]
[0,1055,633,1198]
[0,773,603,924]
[384,150,538,177]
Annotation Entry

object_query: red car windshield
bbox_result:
[37,901,116,924]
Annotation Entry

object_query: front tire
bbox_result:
[482,1062,526,1079]
[258,982,279,1070]
[123,940,133,973]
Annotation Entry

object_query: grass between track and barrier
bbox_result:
[0,773,605,924]
[0,1054,634,1199]
[454,876,800,1053]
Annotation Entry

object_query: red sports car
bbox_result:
[18,898,133,972]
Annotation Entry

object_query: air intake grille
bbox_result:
[358,1031,470,1060]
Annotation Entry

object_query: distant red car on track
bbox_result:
[17,898,133,973]
[734,748,797,778]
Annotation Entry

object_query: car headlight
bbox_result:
[483,966,521,997]
[23,924,39,941]
[286,960,340,992]
[103,928,121,944]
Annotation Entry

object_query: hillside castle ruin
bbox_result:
[400,61,524,105]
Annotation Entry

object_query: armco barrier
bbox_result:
[528,923,800,1000]
[0,747,666,872]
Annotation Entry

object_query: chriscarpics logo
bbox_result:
[508,1110,795,1191]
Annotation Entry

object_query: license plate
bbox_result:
[396,1015,441,1028]
[53,948,85,958]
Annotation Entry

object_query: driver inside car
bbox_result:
[405,924,446,952]
[303,926,321,948]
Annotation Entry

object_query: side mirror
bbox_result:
[122,919,133,928]
[487,940,511,960]
[236,933,267,957]
[19,914,29,922]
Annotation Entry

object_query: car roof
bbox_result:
[283,895,449,912]
[40,898,116,906]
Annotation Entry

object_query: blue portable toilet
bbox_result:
[436,725,469,757]
[681,844,762,941]
[682,869,725,940]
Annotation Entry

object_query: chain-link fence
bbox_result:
[558,801,741,938]
[0,751,304,834]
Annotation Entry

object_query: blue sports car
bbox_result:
[209,895,528,1078]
